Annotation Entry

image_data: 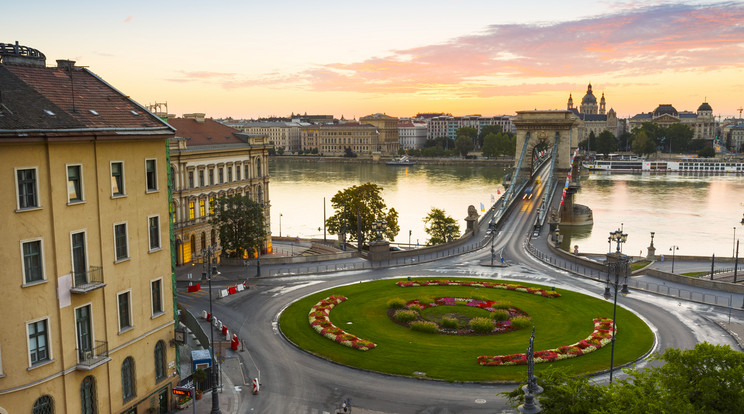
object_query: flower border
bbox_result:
[397,279,561,298]
[308,295,377,351]
[476,317,615,366]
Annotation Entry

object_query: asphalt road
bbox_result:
[178,169,742,414]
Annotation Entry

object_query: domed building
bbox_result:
[629,101,716,140]
[566,83,619,142]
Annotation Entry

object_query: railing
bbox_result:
[76,340,110,370]
[71,266,105,293]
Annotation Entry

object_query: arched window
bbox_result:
[256,157,262,177]
[32,395,54,414]
[210,229,216,246]
[190,234,196,256]
[200,232,206,251]
[154,341,166,382]
[81,375,97,414]
[121,356,135,402]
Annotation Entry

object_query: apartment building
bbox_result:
[0,43,177,413]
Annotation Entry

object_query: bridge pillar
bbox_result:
[512,110,579,177]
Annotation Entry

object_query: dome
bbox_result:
[581,83,597,105]
[653,104,678,117]
[698,102,712,112]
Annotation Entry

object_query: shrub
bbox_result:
[493,301,511,310]
[393,309,419,323]
[441,317,459,329]
[490,309,510,321]
[417,296,435,306]
[470,317,495,333]
[407,304,424,312]
[411,321,439,333]
[510,316,532,329]
[387,298,407,309]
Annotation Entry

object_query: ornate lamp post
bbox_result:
[604,228,630,384]
[202,245,222,414]
[669,245,679,273]
[372,220,387,241]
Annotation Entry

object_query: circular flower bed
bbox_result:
[308,295,376,351]
[476,317,615,366]
[389,297,530,335]
[397,279,560,298]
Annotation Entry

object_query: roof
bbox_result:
[698,102,712,112]
[360,113,397,120]
[0,63,170,133]
[168,117,244,146]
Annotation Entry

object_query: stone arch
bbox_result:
[513,111,579,177]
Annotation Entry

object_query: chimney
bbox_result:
[184,113,206,123]
[56,59,76,69]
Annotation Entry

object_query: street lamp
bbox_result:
[372,220,387,241]
[669,245,679,273]
[202,245,222,414]
[603,231,630,384]
[279,213,282,238]
[734,227,737,258]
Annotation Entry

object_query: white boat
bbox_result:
[386,156,417,166]
[581,158,744,173]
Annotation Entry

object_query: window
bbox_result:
[189,201,195,220]
[256,158,262,177]
[218,168,224,183]
[80,376,97,414]
[208,169,214,185]
[151,279,163,316]
[209,197,215,215]
[16,167,39,209]
[117,291,132,331]
[114,223,128,261]
[198,170,205,187]
[236,166,241,181]
[188,171,194,189]
[110,162,125,196]
[154,341,165,382]
[148,216,161,251]
[71,232,87,286]
[199,199,206,217]
[121,356,135,402]
[244,164,249,179]
[22,239,44,284]
[67,165,83,203]
[227,166,232,182]
[146,159,158,192]
[28,319,50,365]
[32,395,54,414]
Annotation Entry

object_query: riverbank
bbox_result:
[270,154,514,165]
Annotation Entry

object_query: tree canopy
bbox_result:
[423,208,460,245]
[325,183,400,246]
[210,194,267,258]
[502,342,744,414]
[455,134,475,156]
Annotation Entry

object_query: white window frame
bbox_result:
[145,158,159,193]
[20,237,46,286]
[150,277,164,318]
[113,222,129,263]
[26,316,52,368]
[148,215,161,252]
[117,290,133,333]
[110,161,126,197]
[66,163,84,204]
[14,166,41,211]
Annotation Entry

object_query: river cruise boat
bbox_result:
[386,155,417,166]
[582,158,744,173]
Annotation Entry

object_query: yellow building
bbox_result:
[0,44,177,413]
[167,113,272,264]
[360,113,400,155]
[301,123,379,156]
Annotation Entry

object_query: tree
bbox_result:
[665,123,694,153]
[481,132,500,158]
[456,127,478,149]
[325,183,399,246]
[495,132,517,156]
[478,125,503,147]
[343,146,357,158]
[631,130,656,157]
[502,343,744,414]
[698,146,716,157]
[423,208,460,245]
[210,194,266,258]
[595,130,618,157]
[455,134,475,157]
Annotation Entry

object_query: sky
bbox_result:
[6,1,744,119]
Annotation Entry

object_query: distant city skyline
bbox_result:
[7,1,744,119]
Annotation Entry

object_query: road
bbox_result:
[177,169,742,414]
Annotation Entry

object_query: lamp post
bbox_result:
[256,239,261,277]
[734,227,737,258]
[409,230,412,249]
[372,220,387,241]
[669,245,679,273]
[202,245,222,414]
[279,213,282,238]
[604,229,630,384]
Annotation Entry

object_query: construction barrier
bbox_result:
[231,334,239,351]
[252,378,260,394]
[187,283,201,293]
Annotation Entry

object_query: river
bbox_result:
[269,158,744,258]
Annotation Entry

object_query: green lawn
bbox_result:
[279,278,654,382]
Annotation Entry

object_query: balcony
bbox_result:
[76,340,111,371]
[70,266,106,294]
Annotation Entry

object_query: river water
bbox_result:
[269,158,744,257]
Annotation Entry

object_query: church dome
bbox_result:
[581,83,597,105]
[653,104,678,117]
[698,102,712,112]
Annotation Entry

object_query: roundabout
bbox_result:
[279,277,655,382]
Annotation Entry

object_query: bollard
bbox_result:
[206,312,212,322]
[202,310,207,319]
[231,334,239,351]
[221,325,228,336]
[252,378,260,394]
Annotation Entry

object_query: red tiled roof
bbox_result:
[167,117,243,145]
[1,64,168,131]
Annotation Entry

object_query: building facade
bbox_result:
[566,83,620,141]
[0,44,177,413]
[398,120,428,150]
[360,113,399,155]
[426,115,516,141]
[168,113,272,265]
[232,121,305,154]
[628,102,716,141]
[301,123,379,156]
